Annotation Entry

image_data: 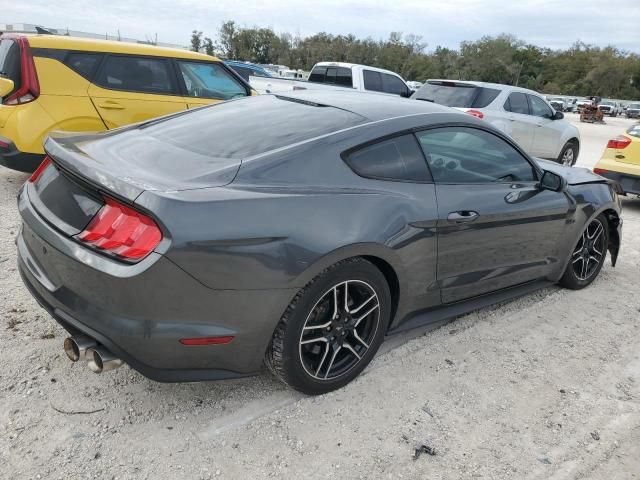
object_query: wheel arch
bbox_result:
[291,243,406,327]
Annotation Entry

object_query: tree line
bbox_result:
[191,22,640,100]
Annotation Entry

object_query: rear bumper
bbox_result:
[0,135,44,172]
[17,184,297,382]
[596,169,640,195]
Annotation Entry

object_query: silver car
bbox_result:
[412,80,581,166]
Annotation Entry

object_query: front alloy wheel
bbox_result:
[560,215,609,289]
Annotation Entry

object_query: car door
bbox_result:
[416,126,571,304]
[528,94,563,159]
[503,92,536,153]
[88,55,187,129]
[175,60,250,108]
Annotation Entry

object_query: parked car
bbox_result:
[406,80,424,91]
[0,33,253,172]
[549,97,568,112]
[17,91,621,394]
[412,80,581,165]
[249,62,412,98]
[576,98,592,111]
[598,100,622,117]
[224,59,273,81]
[594,123,640,195]
[625,102,640,119]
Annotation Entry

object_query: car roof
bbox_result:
[275,90,458,121]
[314,62,404,78]
[20,34,220,61]
[426,79,544,96]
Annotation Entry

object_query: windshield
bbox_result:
[601,101,614,106]
[412,82,500,108]
[629,103,640,109]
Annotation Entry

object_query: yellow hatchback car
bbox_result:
[594,124,640,196]
[0,34,252,172]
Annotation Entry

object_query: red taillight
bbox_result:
[77,197,162,261]
[606,135,631,150]
[4,36,40,105]
[593,168,609,175]
[28,156,51,183]
[179,336,235,346]
[465,109,484,119]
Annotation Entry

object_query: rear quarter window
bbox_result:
[344,134,432,182]
[65,52,102,80]
[0,39,21,96]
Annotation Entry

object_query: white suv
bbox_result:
[412,80,581,166]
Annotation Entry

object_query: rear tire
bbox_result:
[558,141,578,166]
[559,214,608,290]
[265,258,391,395]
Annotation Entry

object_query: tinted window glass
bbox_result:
[96,56,175,94]
[529,95,553,118]
[308,66,327,83]
[412,82,498,107]
[65,52,101,80]
[178,61,247,100]
[505,92,529,114]
[0,40,21,95]
[363,70,383,92]
[381,73,407,96]
[143,95,366,159]
[345,134,431,182]
[417,127,536,183]
[231,65,252,81]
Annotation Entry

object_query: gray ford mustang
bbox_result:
[17,91,622,394]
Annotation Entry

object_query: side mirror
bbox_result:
[539,170,565,192]
[552,111,564,120]
[400,89,411,98]
[0,77,14,98]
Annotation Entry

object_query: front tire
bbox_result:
[558,141,578,166]
[559,214,608,290]
[266,258,391,395]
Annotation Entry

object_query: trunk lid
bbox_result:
[44,127,243,202]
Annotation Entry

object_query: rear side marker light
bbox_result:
[179,336,234,346]
[77,197,162,261]
[465,109,484,119]
[28,156,51,183]
[607,136,631,149]
[0,139,10,149]
[593,168,609,175]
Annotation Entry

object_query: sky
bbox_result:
[1,0,639,53]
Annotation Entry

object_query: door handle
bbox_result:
[447,211,479,223]
[98,101,125,110]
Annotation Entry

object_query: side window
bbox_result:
[344,134,431,182]
[65,52,102,80]
[381,73,408,96]
[323,67,352,87]
[504,92,529,115]
[178,62,248,100]
[231,65,251,81]
[363,70,383,92]
[529,95,554,118]
[95,56,176,94]
[416,127,536,183]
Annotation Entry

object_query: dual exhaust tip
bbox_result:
[63,335,123,373]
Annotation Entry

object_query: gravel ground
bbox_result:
[1,116,639,480]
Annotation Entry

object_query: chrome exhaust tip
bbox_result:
[63,335,97,362]
[86,347,123,374]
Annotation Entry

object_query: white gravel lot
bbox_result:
[1,115,639,480]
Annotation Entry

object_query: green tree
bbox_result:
[190,30,203,52]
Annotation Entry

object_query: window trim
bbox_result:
[413,123,542,185]
[93,53,182,97]
[341,131,434,184]
[173,58,251,99]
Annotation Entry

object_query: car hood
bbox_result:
[534,158,605,185]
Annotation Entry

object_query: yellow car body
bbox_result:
[593,124,640,195]
[0,34,254,172]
